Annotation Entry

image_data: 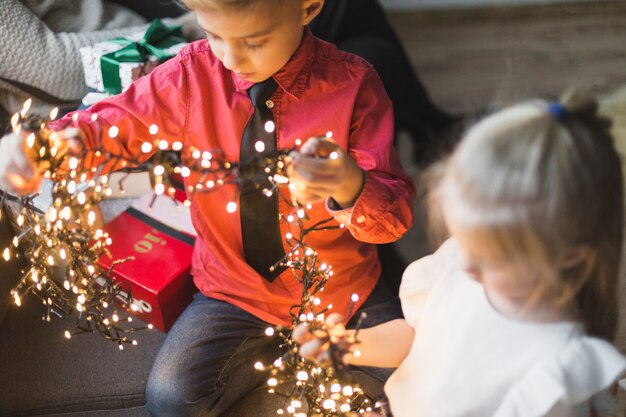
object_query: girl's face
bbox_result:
[446,214,537,307]
[195,1,318,83]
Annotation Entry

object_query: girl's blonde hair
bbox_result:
[429,90,623,341]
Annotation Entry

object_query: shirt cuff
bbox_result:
[325,174,375,228]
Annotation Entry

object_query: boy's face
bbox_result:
[195,0,322,83]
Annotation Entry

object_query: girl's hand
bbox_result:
[287,136,364,208]
[0,128,83,194]
[293,313,357,365]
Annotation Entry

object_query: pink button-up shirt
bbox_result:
[60,29,415,326]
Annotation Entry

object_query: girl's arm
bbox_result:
[347,318,415,368]
[295,314,415,369]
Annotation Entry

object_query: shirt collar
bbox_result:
[231,27,315,100]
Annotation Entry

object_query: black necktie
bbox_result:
[239,77,286,281]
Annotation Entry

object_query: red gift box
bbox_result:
[98,206,196,332]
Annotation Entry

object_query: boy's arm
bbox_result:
[52,54,189,173]
[328,70,416,244]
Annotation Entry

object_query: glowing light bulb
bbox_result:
[149,124,158,135]
[13,292,21,306]
[267,378,278,387]
[88,210,96,226]
[108,126,119,138]
[226,201,237,213]
[296,371,308,381]
[154,183,165,195]
[254,141,265,153]
[141,142,153,153]
[153,165,165,176]
[21,98,32,117]
[322,399,336,410]
[265,327,275,336]
[263,120,275,133]
[2,248,9,261]
[26,133,35,148]
[68,157,79,170]
[49,107,59,120]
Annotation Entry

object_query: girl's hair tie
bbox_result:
[547,101,566,121]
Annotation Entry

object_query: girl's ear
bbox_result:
[301,0,324,26]
[560,245,590,269]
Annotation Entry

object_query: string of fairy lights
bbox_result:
[1,99,379,415]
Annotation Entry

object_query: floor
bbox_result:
[388,0,626,114]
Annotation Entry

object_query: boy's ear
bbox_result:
[560,245,590,269]
[301,0,324,25]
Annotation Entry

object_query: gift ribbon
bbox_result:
[100,19,184,94]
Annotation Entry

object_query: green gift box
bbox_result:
[79,20,187,95]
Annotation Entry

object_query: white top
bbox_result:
[385,239,626,417]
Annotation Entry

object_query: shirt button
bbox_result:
[356,215,366,224]
[265,100,274,109]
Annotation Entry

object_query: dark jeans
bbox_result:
[145,277,402,417]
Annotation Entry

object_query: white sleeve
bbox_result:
[399,238,456,327]
[493,337,626,417]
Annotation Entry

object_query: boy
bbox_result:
[0,0,415,415]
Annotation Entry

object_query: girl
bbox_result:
[296,91,626,417]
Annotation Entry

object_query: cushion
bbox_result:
[0,296,165,416]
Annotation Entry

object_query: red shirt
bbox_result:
[60,29,415,326]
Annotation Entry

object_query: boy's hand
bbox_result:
[293,313,357,365]
[287,137,364,208]
[0,128,83,195]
